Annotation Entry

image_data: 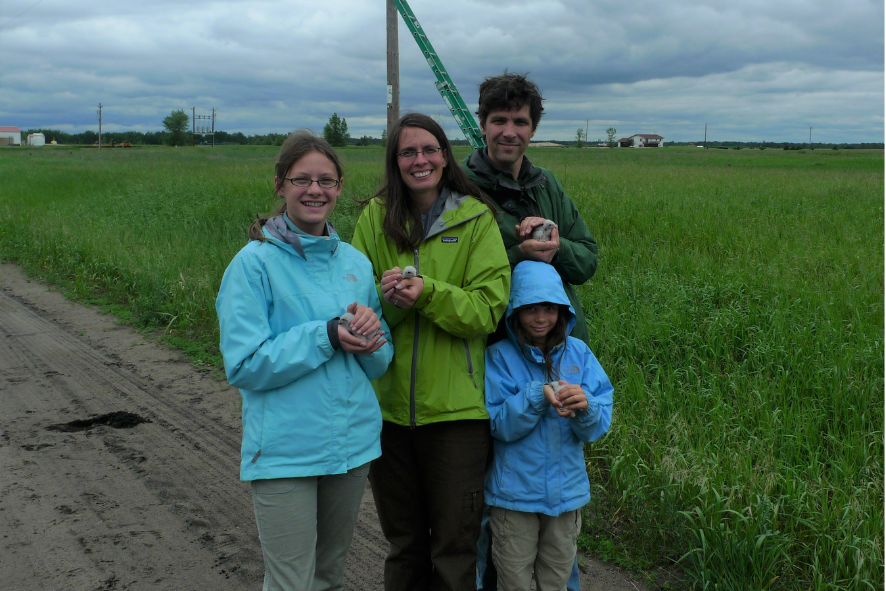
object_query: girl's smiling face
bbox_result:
[275,150,342,236]
[517,303,559,347]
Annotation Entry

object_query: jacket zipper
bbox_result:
[463,339,478,388]
[409,249,420,428]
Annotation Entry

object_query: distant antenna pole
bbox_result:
[98,103,102,151]
[192,107,196,147]
[704,123,707,149]
[585,119,589,146]
[212,108,216,147]
[809,127,812,150]
[386,0,400,135]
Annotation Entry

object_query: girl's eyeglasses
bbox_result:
[283,177,340,188]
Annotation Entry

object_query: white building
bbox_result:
[618,134,664,148]
[27,133,45,147]
[0,126,21,146]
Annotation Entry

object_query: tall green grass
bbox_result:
[0,145,882,589]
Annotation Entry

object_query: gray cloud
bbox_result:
[0,0,881,141]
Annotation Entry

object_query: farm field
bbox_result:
[0,144,882,589]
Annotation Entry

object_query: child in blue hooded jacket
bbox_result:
[484,260,613,591]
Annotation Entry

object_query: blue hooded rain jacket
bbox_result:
[485,261,613,516]
[216,224,393,481]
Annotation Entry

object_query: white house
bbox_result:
[27,133,45,147]
[0,126,21,146]
[618,134,664,148]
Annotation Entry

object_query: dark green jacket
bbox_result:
[462,149,598,345]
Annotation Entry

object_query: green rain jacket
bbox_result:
[351,190,511,427]
[462,149,598,345]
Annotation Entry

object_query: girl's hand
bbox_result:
[555,383,588,413]
[338,325,387,354]
[338,303,387,354]
[344,302,380,337]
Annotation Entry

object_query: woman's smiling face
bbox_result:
[396,126,447,206]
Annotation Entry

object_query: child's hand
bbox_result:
[543,381,573,417]
[555,383,588,414]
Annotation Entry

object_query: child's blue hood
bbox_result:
[505,261,576,341]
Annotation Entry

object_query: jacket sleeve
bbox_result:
[414,210,511,338]
[567,343,613,442]
[350,204,412,330]
[546,175,599,285]
[216,250,335,391]
[485,347,550,442]
[355,276,394,380]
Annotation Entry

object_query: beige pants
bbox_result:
[490,507,581,591]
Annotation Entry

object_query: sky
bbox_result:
[0,0,882,143]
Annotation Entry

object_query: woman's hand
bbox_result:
[515,217,559,263]
[381,267,424,309]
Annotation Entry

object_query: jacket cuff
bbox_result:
[327,318,341,350]
[528,381,549,414]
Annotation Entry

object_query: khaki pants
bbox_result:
[489,507,581,591]
[251,462,370,591]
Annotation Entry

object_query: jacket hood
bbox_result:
[505,261,576,344]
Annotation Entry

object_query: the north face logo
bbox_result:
[564,365,580,375]
[344,274,358,282]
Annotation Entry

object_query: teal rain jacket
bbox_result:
[216,226,393,481]
[485,261,613,516]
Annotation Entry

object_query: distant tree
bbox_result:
[163,110,190,146]
[357,135,374,146]
[575,128,585,148]
[323,113,350,147]
[380,128,387,147]
[606,127,617,148]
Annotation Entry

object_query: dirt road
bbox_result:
[0,262,651,591]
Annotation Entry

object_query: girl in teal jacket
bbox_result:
[216,132,392,591]
[485,261,612,591]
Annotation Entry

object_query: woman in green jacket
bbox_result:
[352,113,510,591]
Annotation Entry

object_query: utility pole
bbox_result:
[704,123,707,149]
[192,107,196,147]
[585,120,589,147]
[98,103,102,151]
[386,0,399,136]
[809,127,812,150]
[211,108,216,147]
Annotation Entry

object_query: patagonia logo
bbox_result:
[441,237,458,243]
[343,274,358,282]
[564,365,580,375]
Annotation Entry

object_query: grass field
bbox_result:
[1,144,882,590]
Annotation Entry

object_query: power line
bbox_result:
[0,0,48,33]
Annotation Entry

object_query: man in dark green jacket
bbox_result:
[462,72,598,346]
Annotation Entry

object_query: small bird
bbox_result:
[547,381,575,417]
[531,220,557,242]
[338,312,380,342]
[401,266,417,279]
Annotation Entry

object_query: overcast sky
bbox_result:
[1,0,882,143]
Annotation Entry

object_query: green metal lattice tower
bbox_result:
[393,0,485,149]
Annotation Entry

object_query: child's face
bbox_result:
[275,150,342,236]
[517,303,559,346]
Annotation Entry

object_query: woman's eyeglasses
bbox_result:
[396,147,442,160]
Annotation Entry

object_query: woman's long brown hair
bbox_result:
[357,113,496,253]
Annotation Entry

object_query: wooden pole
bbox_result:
[386,0,399,136]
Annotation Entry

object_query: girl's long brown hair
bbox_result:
[248,130,344,242]
[512,305,569,381]
[357,113,496,253]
